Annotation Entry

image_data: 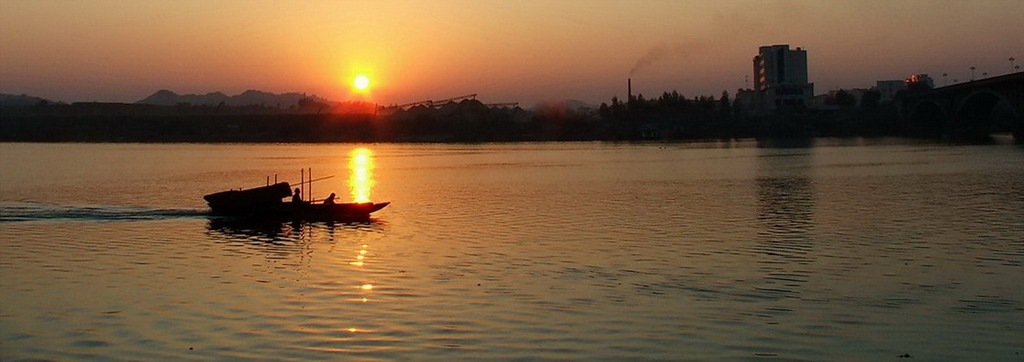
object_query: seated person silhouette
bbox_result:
[323,192,337,205]
[291,188,305,203]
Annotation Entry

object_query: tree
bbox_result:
[719,90,732,117]
[833,89,856,110]
[905,81,932,93]
[859,90,881,114]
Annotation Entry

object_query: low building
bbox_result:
[876,80,905,102]
[734,89,760,114]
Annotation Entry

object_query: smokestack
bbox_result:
[628,78,632,101]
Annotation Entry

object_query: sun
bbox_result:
[353,75,370,91]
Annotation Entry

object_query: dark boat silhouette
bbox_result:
[204,182,389,221]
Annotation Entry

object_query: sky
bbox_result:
[1,0,1022,106]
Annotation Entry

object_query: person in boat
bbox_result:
[323,192,336,205]
[291,188,305,204]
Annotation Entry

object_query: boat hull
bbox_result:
[208,201,390,221]
[279,202,390,221]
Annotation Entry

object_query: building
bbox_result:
[752,44,814,111]
[876,80,905,102]
[734,89,759,114]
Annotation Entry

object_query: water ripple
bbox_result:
[0,201,206,222]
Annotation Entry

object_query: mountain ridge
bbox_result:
[137,89,331,108]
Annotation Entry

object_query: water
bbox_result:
[1,140,1022,360]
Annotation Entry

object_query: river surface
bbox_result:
[1,140,1022,360]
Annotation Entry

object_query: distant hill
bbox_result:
[530,99,596,118]
[563,99,596,113]
[137,89,332,108]
[0,93,62,108]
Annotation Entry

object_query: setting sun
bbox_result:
[353,75,370,91]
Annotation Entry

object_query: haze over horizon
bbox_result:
[1,0,1021,106]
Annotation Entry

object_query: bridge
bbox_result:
[902,72,1023,142]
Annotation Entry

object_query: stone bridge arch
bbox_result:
[953,89,1021,138]
[906,99,948,135]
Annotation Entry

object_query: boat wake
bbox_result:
[0,202,208,223]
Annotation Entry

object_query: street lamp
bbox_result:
[970,66,976,81]
[943,72,948,86]
[1011,57,1016,73]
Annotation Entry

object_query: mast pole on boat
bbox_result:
[309,168,312,204]
[300,169,304,202]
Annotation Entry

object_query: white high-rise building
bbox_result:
[752,45,813,111]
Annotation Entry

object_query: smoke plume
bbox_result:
[629,40,714,76]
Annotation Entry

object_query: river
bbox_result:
[1,140,1022,360]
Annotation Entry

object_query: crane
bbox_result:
[383,94,478,110]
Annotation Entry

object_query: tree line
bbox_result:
[1,90,911,143]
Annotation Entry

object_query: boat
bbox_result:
[204,182,389,221]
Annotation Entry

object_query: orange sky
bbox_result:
[1,0,1021,106]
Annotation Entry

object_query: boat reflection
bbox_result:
[206,217,384,245]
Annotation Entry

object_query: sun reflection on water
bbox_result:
[352,243,374,307]
[348,148,375,203]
